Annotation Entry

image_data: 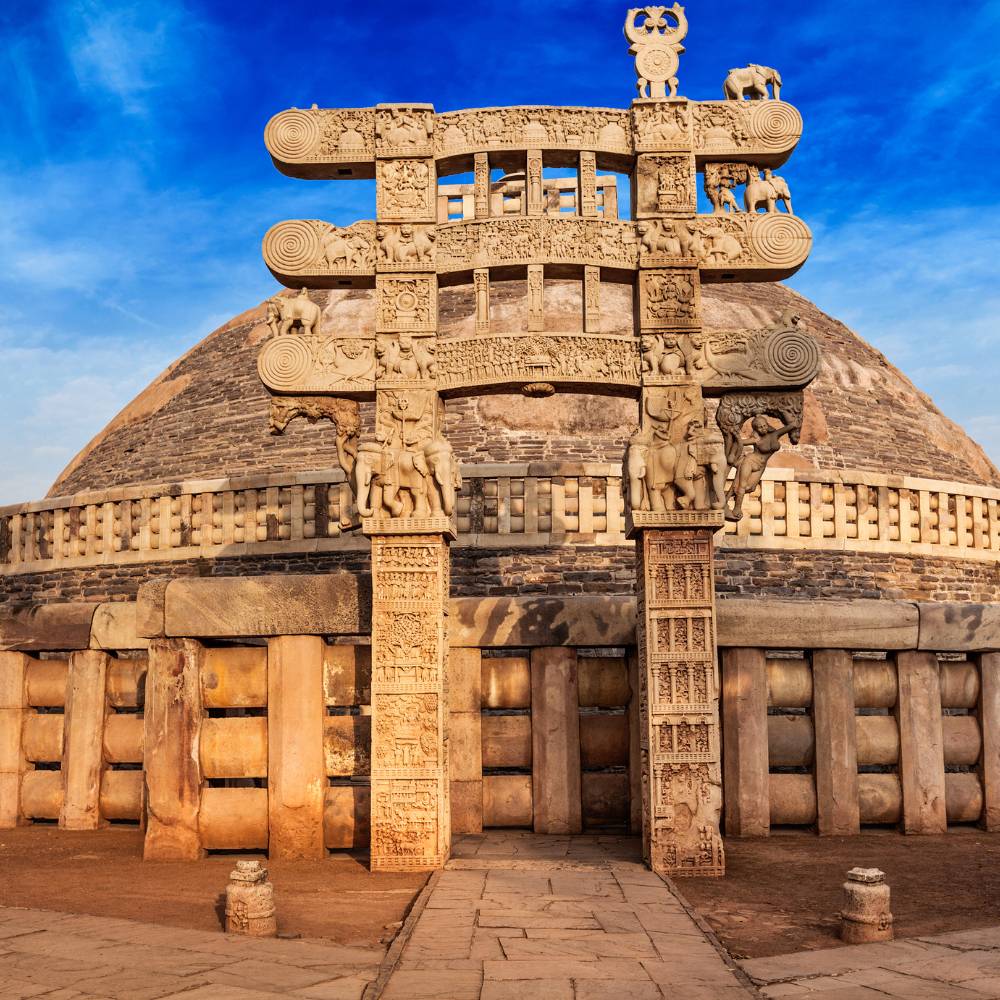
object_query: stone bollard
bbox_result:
[225,860,278,937]
[840,867,893,944]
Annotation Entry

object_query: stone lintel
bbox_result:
[0,603,98,653]
[918,603,1000,653]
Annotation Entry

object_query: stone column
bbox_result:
[368,105,453,870]
[634,529,724,875]
[474,152,490,219]
[526,149,543,216]
[978,653,1000,831]
[60,650,109,830]
[721,648,769,837]
[530,647,582,834]
[578,151,598,217]
[474,268,490,333]
[527,264,544,332]
[629,98,724,876]
[812,649,860,836]
[144,639,205,860]
[0,653,29,829]
[267,635,326,859]
[449,648,483,835]
[583,265,601,334]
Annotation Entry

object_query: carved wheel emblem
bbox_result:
[636,45,680,81]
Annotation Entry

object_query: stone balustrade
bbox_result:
[1,464,997,574]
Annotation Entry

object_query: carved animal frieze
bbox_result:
[263,220,375,283]
[264,287,322,337]
[377,225,435,269]
[376,333,437,381]
[691,101,802,158]
[258,331,376,395]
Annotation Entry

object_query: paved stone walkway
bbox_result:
[380,832,754,999]
[0,905,383,998]
[743,925,1000,999]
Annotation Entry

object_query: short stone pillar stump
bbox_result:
[225,860,277,937]
[840,867,893,944]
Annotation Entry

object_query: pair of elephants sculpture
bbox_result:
[626,397,799,521]
[351,437,462,520]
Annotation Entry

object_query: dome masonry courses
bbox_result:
[48,282,999,495]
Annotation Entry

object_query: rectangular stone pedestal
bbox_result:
[634,527,724,877]
[367,523,452,871]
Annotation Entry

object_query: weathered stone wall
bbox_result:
[50,282,999,498]
[2,547,997,611]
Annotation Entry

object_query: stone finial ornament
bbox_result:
[840,868,894,944]
[225,860,277,937]
[624,4,689,100]
[724,64,783,101]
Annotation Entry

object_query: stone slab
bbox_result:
[717,598,919,650]
[159,572,370,638]
[450,596,637,648]
[918,603,1000,652]
[90,601,149,650]
[0,603,98,652]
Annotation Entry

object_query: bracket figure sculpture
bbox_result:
[254,1,818,878]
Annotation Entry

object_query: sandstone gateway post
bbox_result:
[257,5,816,874]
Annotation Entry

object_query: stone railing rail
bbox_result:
[1,464,997,574]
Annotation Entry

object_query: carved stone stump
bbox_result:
[366,520,452,871]
[634,526,725,877]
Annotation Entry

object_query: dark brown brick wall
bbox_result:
[2,547,997,611]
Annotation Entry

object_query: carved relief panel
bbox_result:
[375,105,434,158]
[633,101,692,152]
[635,154,697,217]
[376,275,437,332]
[639,268,700,328]
[376,159,436,222]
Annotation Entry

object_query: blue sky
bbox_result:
[1,0,998,503]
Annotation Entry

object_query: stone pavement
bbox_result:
[742,925,1000,999]
[0,905,383,999]
[378,831,754,999]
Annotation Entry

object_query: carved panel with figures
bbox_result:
[376,159,436,222]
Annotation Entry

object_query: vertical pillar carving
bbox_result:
[636,530,724,876]
[368,530,452,869]
[527,264,544,332]
[812,649,860,836]
[474,152,490,219]
[526,149,543,216]
[583,265,601,334]
[579,151,597,217]
[474,268,490,333]
[368,103,453,870]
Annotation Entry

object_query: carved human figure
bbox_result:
[266,287,321,337]
[725,415,798,520]
[745,168,793,214]
[723,64,782,101]
[625,431,650,511]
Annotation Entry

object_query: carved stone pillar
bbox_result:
[369,104,453,870]
[526,149,544,216]
[578,151,597,217]
[474,152,490,219]
[634,528,724,876]
[584,265,601,334]
[474,268,490,333]
[527,264,544,332]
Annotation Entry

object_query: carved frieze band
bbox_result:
[256,325,819,397]
[262,214,813,287]
[264,102,802,171]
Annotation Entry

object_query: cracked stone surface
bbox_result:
[743,924,1000,999]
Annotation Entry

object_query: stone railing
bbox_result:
[0,464,997,574]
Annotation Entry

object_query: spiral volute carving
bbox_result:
[749,101,803,148]
[257,336,314,392]
[749,213,812,267]
[262,221,321,274]
[764,328,821,384]
[264,109,320,160]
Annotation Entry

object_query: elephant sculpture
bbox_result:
[745,169,793,214]
[352,438,461,519]
[723,64,782,101]
[266,287,321,337]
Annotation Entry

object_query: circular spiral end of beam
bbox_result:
[750,102,803,148]
[765,328,821,384]
[257,336,313,392]
[262,221,321,273]
[750,213,812,268]
[264,110,320,160]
